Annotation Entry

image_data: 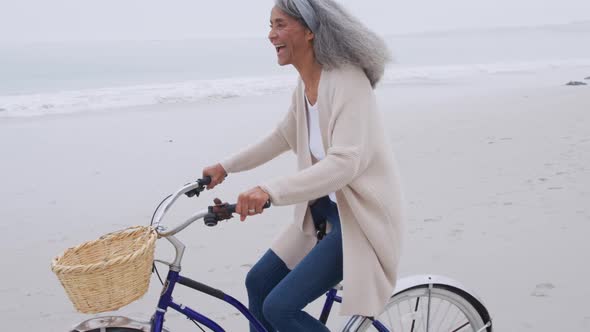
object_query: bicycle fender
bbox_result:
[71,315,171,332]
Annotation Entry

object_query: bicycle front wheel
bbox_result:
[348,284,492,332]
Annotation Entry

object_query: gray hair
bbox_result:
[275,0,392,88]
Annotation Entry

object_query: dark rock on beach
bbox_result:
[585,76,590,80]
[565,81,587,86]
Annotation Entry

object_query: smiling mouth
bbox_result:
[275,45,286,53]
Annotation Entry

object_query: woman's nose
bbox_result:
[268,28,277,42]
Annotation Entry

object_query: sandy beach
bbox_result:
[1,66,589,331]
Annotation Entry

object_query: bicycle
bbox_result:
[69,178,493,332]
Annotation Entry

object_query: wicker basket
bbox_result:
[51,226,157,314]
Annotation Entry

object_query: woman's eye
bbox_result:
[269,23,285,30]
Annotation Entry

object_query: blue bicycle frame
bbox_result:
[147,181,390,332]
[150,268,266,332]
[149,268,390,332]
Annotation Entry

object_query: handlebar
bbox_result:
[153,177,271,237]
[152,177,210,228]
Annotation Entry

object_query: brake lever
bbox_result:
[185,176,212,198]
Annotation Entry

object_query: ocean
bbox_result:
[1,22,589,117]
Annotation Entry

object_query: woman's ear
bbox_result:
[306,29,315,42]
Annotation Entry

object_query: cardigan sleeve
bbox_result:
[220,101,297,174]
[260,68,374,206]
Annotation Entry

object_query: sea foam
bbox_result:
[1,59,589,118]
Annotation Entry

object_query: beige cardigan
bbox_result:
[221,65,404,316]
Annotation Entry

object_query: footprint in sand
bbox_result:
[449,228,463,239]
[531,283,555,297]
[409,227,424,234]
[547,187,564,190]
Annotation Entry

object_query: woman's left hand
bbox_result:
[236,186,270,222]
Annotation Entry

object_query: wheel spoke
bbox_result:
[426,286,432,332]
[450,321,470,332]
[447,306,462,331]
[430,297,442,330]
[410,297,420,332]
[418,296,427,331]
[406,297,414,331]
[437,301,452,331]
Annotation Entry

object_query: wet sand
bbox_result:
[0,66,589,331]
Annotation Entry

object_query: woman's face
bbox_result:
[268,6,314,66]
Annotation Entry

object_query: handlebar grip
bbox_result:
[186,176,212,198]
[199,176,212,186]
[204,215,218,227]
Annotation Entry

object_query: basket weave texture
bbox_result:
[51,226,157,314]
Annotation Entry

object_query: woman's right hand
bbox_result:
[202,163,227,190]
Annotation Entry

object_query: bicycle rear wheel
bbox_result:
[346,284,492,332]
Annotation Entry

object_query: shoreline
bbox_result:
[1,62,589,120]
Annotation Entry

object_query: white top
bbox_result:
[306,95,337,203]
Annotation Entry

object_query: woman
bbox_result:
[202,0,404,331]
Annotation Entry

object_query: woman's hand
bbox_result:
[236,186,270,222]
[202,163,227,190]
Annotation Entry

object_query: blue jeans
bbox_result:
[245,196,343,332]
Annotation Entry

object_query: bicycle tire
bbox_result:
[346,284,492,332]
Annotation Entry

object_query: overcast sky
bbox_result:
[1,0,590,42]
